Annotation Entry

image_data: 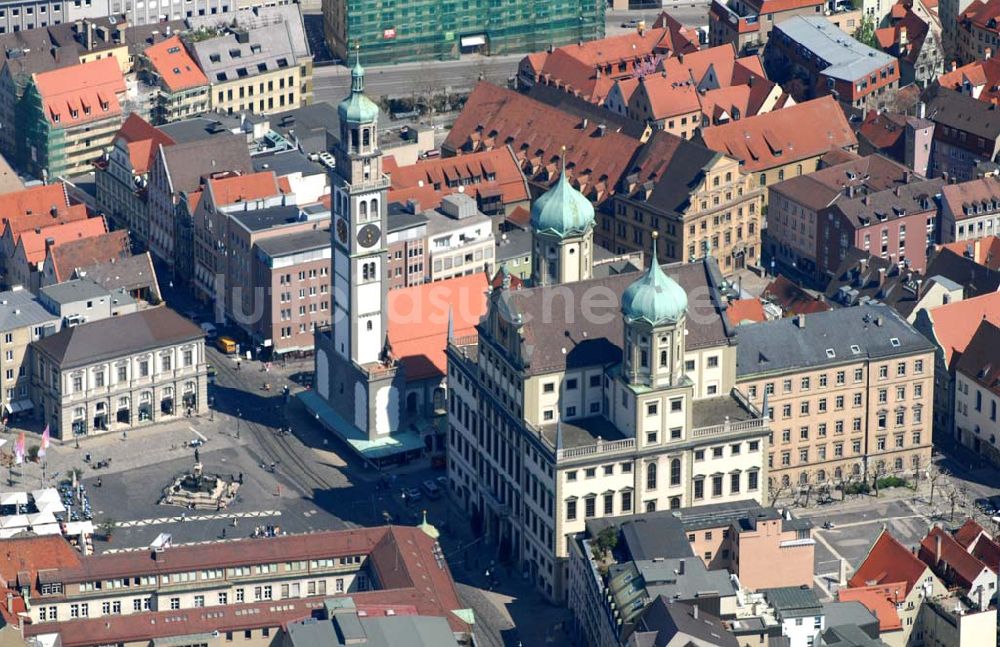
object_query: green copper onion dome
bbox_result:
[621,234,688,326]
[530,166,595,238]
[338,52,379,124]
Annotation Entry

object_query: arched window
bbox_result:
[852,463,861,475]
[799,472,809,485]
[659,349,668,368]
[834,467,843,480]
[646,463,657,490]
[362,264,370,280]
[359,200,368,219]
[725,172,732,182]
[366,321,373,331]
[781,474,790,486]
[370,198,379,216]
[362,128,370,148]
[670,458,681,486]
[670,496,681,509]
[894,457,903,470]
[817,469,826,482]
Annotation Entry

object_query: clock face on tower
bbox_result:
[336,219,348,245]
[357,224,381,248]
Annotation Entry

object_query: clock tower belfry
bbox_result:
[330,51,390,367]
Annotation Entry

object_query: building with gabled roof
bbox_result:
[958,0,1000,62]
[16,56,127,178]
[918,526,996,607]
[698,96,857,204]
[939,56,1000,103]
[141,35,210,125]
[0,183,88,288]
[40,229,130,287]
[384,147,530,218]
[95,114,176,247]
[517,20,700,102]
[938,235,1000,269]
[7,217,107,294]
[953,319,1000,466]
[841,529,946,645]
[923,84,1000,181]
[940,176,1000,243]
[875,1,945,87]
[442,82,643,207]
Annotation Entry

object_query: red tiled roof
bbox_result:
[849,529,929,595]
[115,114,176,175]
[444,82,643,205]
[637,74,701,120]
[962,0,1000,32]
[0,183,87,241]
[34,57,126,127]
[939,58,1000,104]
[0,535,82,600]
[700,96,857,172]
[208,172,280,206]
[727,298,767,324]
[506,205,531,229]
[938,236,1000,269]
[18,526,469,642]
[385,148,530,211]
[387,272,489,381]
[144,35,208,92]
[530,22,699,102]
[838,584,904,632]
[918,526,990,590]
[48,229,130,283]
[955,519,988,548]
[751,0,825,12]
[762,275,831,315]
[925,291,1000,368]
[859,111,910,151]
[18,217,108,265]
[972,535,1000,575]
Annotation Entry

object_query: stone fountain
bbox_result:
[159,463,239,510]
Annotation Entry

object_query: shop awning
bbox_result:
[3,400,33,414]
[0,492,27,506]
[461,35,486,47]
[32,523,62,536]
[64,520,94,536]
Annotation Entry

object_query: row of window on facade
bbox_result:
[60,348,198,392]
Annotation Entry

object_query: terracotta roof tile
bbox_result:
[848,529,930,595]
[114,114,176,175]
[144,35,209,93]
[918,526,991,589]
[445,82,642,205]
[0,183,87,242]
[387,272,489,380]
[18,217,107,265]
[208,172,280,206]
[385,148,529,211]
[955,519,988,548]
[48,229,130,283]
[700,96,856,172]
[858,111,910,151]
[727,298,767,324]
[34,57,126,127]
[0,535,82,598]
[938,236,1000,269]
[972,535,1000,574]
[837,584,904,632]
[961,0,1000,31]
[938,58,1000,104]
[762,275,832,315]
[925,291,1000,368]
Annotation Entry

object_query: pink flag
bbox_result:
[14,431,25,465]
[38,426,49,459]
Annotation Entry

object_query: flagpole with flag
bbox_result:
[39,425,49,485]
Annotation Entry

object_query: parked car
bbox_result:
[402,487,422,503]
[621,18,639,28]
[435,476,449,490]
[421,480,442,499]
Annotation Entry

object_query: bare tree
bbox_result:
[868,461,887,498]
[926,463,948,506]
[768,477,792,507]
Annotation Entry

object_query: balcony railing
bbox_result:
[557,438,637,461]
[690,416,768,439]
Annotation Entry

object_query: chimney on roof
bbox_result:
[951,60,958,72]
[581,117,589,129]
[847,184,855,198]
[678,53,684,64]
[899,25,908,47]
[597,123,607,137]
[638,21,646,36]
[795,313,806,328]
[903,170,911,183]
[692,605,699,620]
[878,267,887,287]
[935,533,942,564]
[988,47,994,61]
[5,592,11,615]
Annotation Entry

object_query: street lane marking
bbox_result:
[116,509,281,528]
[189,426,207,442]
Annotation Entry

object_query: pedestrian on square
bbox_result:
[236,360,241,371]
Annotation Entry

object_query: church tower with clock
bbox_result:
[313,52,403,444]
[331,55,389,366]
